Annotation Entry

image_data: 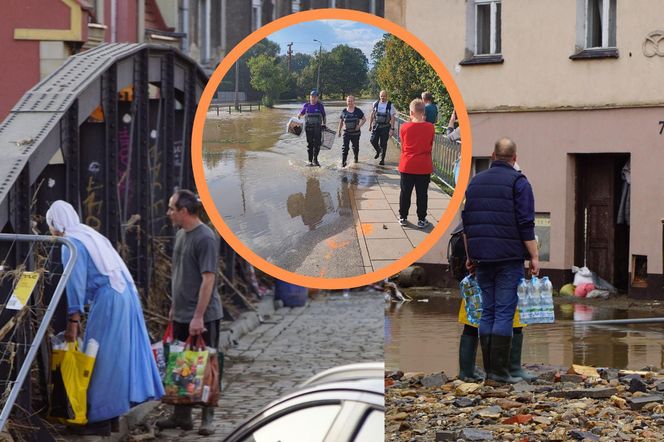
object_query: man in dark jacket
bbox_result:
[462,137,539,384]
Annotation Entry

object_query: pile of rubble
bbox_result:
[386,365,664,441]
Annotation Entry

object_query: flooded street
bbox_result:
[385,296,664,374]
[203,100,401,278]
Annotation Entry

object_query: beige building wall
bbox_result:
[471,107,663,276]
[389,0,664,111]
[387,1,664,295]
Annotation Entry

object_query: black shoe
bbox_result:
[354,157,358,163]
[458,334,482,381]
[488,335,523,384]
[314,159,321,167]
[509,332,537,381]
[374,151,380,159]
[379,160,385,165]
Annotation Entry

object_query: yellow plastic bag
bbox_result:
[458,299,526,328]
[49,341,96,425]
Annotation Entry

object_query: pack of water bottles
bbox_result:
[460,274,483,327]
[517,276,555,324]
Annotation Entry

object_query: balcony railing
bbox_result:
[392,114,461,190]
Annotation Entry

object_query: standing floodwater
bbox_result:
[385,296,664,374]
[203,100,400,278]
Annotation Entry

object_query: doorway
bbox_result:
[575,154,630,290]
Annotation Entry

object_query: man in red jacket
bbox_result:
[398,99,435,229]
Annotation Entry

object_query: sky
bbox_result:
[267,19,386,64]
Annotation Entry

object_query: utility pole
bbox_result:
[234,60,240,110]
[287,42,293,73]
[314,39,322,94]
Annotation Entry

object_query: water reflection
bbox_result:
[287,178,333,230]
[203,100,397,277]
[385,297,664,374]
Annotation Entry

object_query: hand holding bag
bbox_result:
[162,335,219,406]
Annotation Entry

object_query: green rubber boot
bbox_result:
[458,334,483,381]
[198,407,216,436]
[487,335,523,384]
[509,332,537,382]
[155,405,193,431]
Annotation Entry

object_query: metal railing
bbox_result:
[0,234,77,433]
[392,114,461,190]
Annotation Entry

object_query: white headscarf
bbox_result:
[46,200,133,294]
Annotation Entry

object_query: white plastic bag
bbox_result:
[572,266,593,286]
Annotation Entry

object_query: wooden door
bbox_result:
[576,156,616,284]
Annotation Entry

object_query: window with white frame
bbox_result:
[251,0,262,32]
[585,0,616,48]
[474,0,501,55]
[575,0,616,52]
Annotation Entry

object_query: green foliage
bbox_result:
[280,52,313,73]
[247,54,288,107]
[372,35,453,123]
[224,38,369,103]
[220,39,281,96]
[296,45,368,100]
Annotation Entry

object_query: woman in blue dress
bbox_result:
[46,200,164,436]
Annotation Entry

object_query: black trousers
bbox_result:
[342,132,360,160]
[173,319,220,349]
[370,126,390,160]
[399,173,430,221]
[305,124,322,161]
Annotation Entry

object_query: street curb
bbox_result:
[219,295,276,353]
[63,400,159,442]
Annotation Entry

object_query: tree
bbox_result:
[327,45,368,98]
[367,33,389,96]
[220,39,281,100]
[247,54,288,107]
[372,35,453,124]
[295,45,368,99]
[280,52,313,73]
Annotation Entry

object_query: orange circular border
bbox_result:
[192,9,472,290]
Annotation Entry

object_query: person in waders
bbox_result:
[298,90,326,167]
[337,95,366,167]
[369,90,397,165]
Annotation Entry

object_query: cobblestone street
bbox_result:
[154,292,384,440]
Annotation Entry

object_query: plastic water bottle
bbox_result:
[461,276,482,326]
[85,339,99,358]
[468,277,483,325]
[517,278,530,324]
[530,276,541,322]
[541,276,554,322]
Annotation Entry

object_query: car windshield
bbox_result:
[241,404,341,442]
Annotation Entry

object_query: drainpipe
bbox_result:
[138,0,145,43]
[221,0,227,55]
[205,0,211,62]
[111,0,117,42]
[182,0,189,53]
[370,0,376,14]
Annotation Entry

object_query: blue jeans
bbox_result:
[476,260,524,337]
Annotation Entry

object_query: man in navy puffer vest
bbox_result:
[462,137,539,384]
